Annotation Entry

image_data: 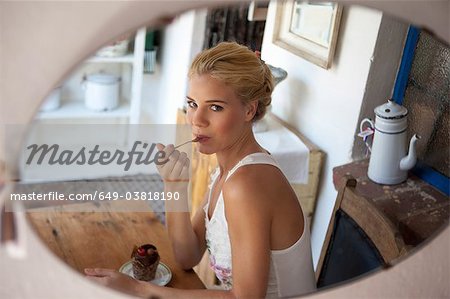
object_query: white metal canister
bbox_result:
[82,73,120,111]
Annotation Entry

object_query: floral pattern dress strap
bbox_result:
[204,193,233,289]
[204,167,233,289]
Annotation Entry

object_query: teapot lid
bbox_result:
[374,99,408,119]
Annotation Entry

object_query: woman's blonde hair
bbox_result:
[188,42,273,121]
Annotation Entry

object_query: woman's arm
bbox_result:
[156,143,207,269]
[85,268,237,298]
[165,191,207,269]
[222,167,273,298]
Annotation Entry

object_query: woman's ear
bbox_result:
[245,100,258,121]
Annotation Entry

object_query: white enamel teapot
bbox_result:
[360,99,420,185]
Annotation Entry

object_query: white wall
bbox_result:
[261,2,383,267]
[143,9,206,124]
[141,66,162,124]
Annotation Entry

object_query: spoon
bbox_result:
[174,137,200,149]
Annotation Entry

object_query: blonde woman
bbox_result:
[85,42,316,298]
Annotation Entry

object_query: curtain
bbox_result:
[203,4,266,51]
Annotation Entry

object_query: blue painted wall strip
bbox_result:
[393,26,420,104]
[413,161,450,196]
[392,25,449,195]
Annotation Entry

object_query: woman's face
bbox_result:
[186,74,252,155]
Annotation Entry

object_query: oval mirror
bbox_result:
[1,1,449,298]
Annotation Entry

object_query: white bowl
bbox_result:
[96,39,130,57]
[40,87,62,111]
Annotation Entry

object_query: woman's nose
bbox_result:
[190,108,208,127]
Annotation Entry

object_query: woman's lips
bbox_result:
[195,135,210,143]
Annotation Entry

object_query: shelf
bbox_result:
[85,54,135,64]
[36,100,130,120]
[35,27,146,123]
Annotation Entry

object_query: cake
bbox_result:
[131,244,160,281]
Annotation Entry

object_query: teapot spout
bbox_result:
[400,134,421,171]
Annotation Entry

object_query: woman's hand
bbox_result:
[155,143,191,211]
[155,144,190,186]
[84,268,153,297]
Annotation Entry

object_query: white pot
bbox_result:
[363,99,419,185]
[40,87,62,111]
[82,73,120,111]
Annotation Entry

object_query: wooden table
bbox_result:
[333,159,449,246]
[26,201,205,290]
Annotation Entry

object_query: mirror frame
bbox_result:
[0,0,449,298]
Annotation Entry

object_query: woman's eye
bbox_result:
[211,105,223,112]
[187,100,197,109]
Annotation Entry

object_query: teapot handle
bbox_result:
[360,118,374,132]
[359,118,375,153]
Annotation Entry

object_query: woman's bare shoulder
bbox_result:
[228,163,288,187]
[222,165,275,234]
[222,164,289,208]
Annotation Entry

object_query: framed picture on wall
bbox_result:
[273,0,342,69]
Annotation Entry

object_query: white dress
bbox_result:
[203,153,316,298]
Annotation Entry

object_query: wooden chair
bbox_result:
[316,175,409,289]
